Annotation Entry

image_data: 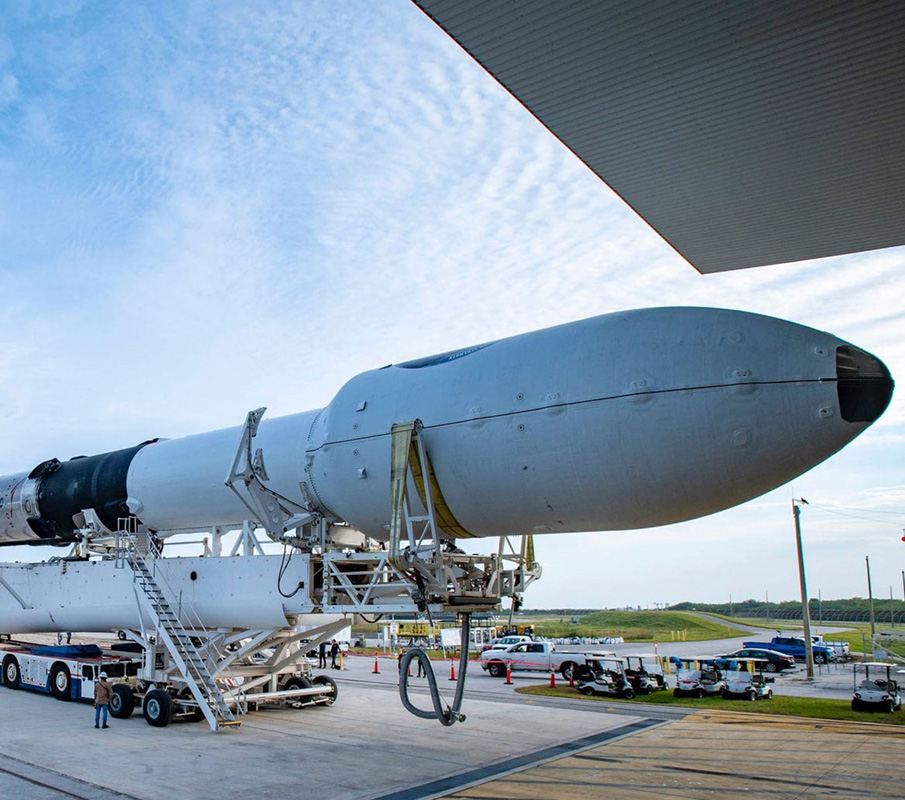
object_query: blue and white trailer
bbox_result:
[0,642,140,703]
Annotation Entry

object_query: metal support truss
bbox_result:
[224,407,316,543]
[315,420,542,615]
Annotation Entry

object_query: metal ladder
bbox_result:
[120,530,240,730]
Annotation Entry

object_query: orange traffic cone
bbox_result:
[549,670,556,688]
[505,664,512,685]
[569,670,574,687]
[449,661,456,681]
[373,657,380,674]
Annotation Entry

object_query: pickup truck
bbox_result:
[480,641,584,679]
[813,636,850,661]
[742,636,833,663]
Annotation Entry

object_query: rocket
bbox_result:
[0,307,893,546]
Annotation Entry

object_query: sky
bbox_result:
[0,0,903,609]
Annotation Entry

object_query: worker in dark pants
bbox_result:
[330,639,340,670]
[317,641,327,669]
[94,672,112,729]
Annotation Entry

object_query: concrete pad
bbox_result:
[445,711,905,799]
[0,662,646,800]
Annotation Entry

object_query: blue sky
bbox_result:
[1,0,903,608]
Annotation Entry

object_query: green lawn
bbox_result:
[516,684,905,725]
[530,610,749,642]
[703,613,800,631]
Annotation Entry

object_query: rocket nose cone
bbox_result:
[836,345,894,424]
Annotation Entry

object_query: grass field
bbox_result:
[516,684,905,725]
[704,612,800,630]
[528,610,750,642]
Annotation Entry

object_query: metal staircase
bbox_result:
[119,528,240,730]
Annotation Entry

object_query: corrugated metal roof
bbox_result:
[413,0,905,273]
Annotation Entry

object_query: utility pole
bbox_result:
[866,556,876,637]
[792,499,814,679]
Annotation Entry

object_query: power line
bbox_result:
[803,503,904,527]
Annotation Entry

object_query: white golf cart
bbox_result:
[720,658,774,701]
[575,655,635,699]
[851,662,901,713]
[623,653,668,693]
[672,657,726,698]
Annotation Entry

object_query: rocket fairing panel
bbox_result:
[306,307,889,538]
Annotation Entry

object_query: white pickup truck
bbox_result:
[480,641,583,679]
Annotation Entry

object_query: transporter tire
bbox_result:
[312,675,337,706]
[851,698,862,712]
[487,662,505,678]
[887,700,896,714]
[622,687,635,700]
[765,662,778,673]
[693,688,705,699]
[579,685,595,696]
[143,689,174,727]
[815,653,827,664]
[284,676,314,705]
[50,664,71,701]
[747,690,757,702]
[3,656,20,689]
[110,684,136,718]
[560,662,577,680]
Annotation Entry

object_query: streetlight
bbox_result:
[792,499,814,679]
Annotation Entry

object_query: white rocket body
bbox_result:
[0,307,893,545]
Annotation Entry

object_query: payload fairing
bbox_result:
[0,307,893,546]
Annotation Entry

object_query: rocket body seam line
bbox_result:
[307,378,832,452]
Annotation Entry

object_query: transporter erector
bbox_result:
[0,307,892,728]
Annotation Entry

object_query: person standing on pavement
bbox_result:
[330,639,340,670]
[318,641,327,669]
[94,672,112,729]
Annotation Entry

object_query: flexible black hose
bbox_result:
[398,613,471,727]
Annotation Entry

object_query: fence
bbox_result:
[732,607,904,626]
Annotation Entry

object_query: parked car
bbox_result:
[742,636,833,663]
[480,641,583,678]
[815,637,851,661]
[851,662,902,713]
[716,648,795,673]
[480,634,533,652]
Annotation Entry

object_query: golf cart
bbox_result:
[623,653,668,693]
[851,662,901,713]
[720,658,774,701]
[575,655,635,699]
[672,657,726,698]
